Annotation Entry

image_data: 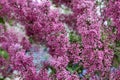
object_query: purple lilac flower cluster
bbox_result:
[0,0,120,80]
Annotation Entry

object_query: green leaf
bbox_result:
[8,20,13,26]
[0,78,4,80]
[66,62,83,73]
[116,40,120,47]
[112,54,120,68]
[69,32,81,43]
[107,19,112,26]
[101,32,107,40]
[0,48,9,59]
[66,62,75,73]
[47,66,56,75]
[112,26,117,34]
[72,64,80,71]
[66,66,74,73]
[29,37,34,43]
[113,40,120,68]
[0,17,5,24]
[96,1,102,5]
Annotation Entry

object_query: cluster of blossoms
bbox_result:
[0,0,120,80]
[103,0,120,40]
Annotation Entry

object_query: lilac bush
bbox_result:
[0,0,120,80]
